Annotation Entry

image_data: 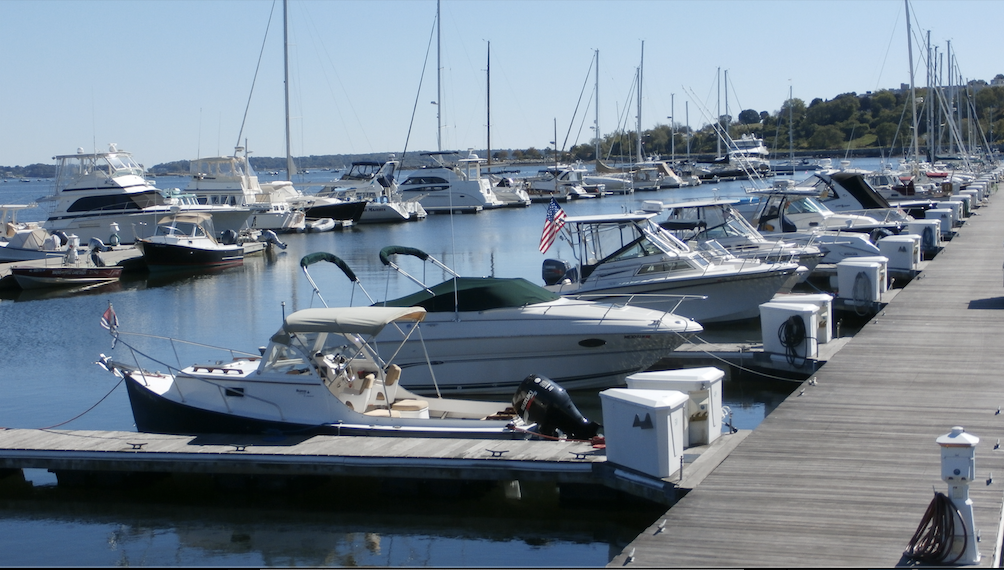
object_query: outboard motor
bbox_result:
[512,374,600,440]
[220,229,239,245]
[542,259,577,286]
[259,229,287,250]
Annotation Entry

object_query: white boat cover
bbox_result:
[273,306,426,340]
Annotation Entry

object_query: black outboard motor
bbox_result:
[220,229,239,245]
[542,259,577,286]
[512,374,600,439]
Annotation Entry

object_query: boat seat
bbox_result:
[391,399,430,419]
[363,409,402,418]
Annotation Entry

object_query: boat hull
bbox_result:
[11,265,122,289]
[551,266,800,324]
[374,300,700,395]
[123,373,520,439]
[44,208,253,245]
[303,200,367,222]
[137,241,244,271]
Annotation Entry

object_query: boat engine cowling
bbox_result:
[512,374,600,439]
[542,259,578,286]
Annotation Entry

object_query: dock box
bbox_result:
[837,259,885,304]
[926,208,953,235]
[760,302,821,360]
[769,293,833,344]
[878,234,921,271]
[599,388,688,478]
[625,367,724,446]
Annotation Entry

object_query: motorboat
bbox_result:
[398,152,507,213]
[97,305,602,440]
[185,148,306,232]
[300,248,702,395]
[40,144,252,244]
[523,166,593,202]
[0,203,83,262]
[136,213,243,272]
[306,159,427,223]
[541,212,804,324]
[11,246,121,290]
[650,197,823,278]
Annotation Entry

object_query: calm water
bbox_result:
[0,161,867,566]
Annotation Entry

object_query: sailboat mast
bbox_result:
[436,0,442,152]
[716,67,721,158]
[905,0,920,163]
[594,49,600,162]
[486,41,491,166]
[283,0,294,180]
[788,86,794,166]
[636,41,644,164]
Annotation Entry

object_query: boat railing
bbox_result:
[565,292,708,316]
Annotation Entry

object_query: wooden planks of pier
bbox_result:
[611,184,1004,567]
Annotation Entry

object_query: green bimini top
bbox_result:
[381,277,560,312]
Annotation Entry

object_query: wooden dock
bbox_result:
[610,183,1004,567]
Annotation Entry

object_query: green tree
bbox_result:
[738,109,761,125]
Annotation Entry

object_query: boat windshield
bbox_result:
[575,219,704,271]
[667,205,757,240]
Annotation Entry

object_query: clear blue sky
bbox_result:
[1,0,1000,167]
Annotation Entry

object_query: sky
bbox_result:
[1,0,1001,168]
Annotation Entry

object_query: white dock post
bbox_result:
[937,426,981,565]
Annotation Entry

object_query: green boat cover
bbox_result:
[380,277,560,312]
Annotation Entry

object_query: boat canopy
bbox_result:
[274,306,427,341]
[382,277,559,312]
[157,212,214,225]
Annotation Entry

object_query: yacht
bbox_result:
[541,211,804,324]
[308,159,427,223]
[40,145,251,244]
[185,149,305,232]
[398,152,507,213]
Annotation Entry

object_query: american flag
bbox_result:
[100,303,118,332]
[539,198,566,254]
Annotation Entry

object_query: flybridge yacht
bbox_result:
[307,159,427,223]
[185,149,306,232]
[41,145,252,244]
[398,152,508,213]
[541,211,804,324]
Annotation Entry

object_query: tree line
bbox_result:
[5,81,1003,178]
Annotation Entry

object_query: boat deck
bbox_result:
[610,183,1004,567]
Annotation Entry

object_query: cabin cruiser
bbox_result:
[97,305,601,440]
[522,166,594,202]
[185,149,306,232]
[308,159,427,223]
[541,212,804,324]
[398,152,507,213]
[40,145,252,244]
[650,198,823,278]
[299,249,702,395]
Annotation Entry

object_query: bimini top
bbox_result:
[382,277,559,312]
[274,306,427,341]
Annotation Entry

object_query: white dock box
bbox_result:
[625,367,724,446]
[941,200,963,226]
[926,208,953,235]
[961,189,981,206]
[905,219,942,250]
[851,256,889,293]
[599,388,688,478]
[760,302,820,360]
[769,293,833,344]
[878,234,921,271]
[837,260,884,304]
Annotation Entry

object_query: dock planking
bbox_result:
[611,184,1004,568]
[0,427,604,482]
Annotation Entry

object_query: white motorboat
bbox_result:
[523,165,595,202]
[308,159,427,223]
[300,248,702,395]
[651,197,823,278]
[136,213,244,272]
[541,212,804,324]
[97,305,602,440]
[0,203,82,262]
[186,149,306,232]
[40,145,252,244]
[398,152,507,213]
